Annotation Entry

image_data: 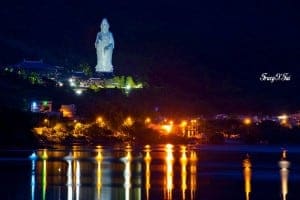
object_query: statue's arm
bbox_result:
[95,33,100,48]
[104,33,114,51]
[110,33,115,49]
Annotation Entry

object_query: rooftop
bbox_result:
[13,59,57,71]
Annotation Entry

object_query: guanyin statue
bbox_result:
[95,18,114,72]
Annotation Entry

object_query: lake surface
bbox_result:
[0,144,300,200]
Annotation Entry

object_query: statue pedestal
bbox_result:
[94,72,115,79]
[95,64,113,73]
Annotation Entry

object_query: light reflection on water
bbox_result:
[243,154,251,200]
[31,159,36,200]
[180,146,187,200]
[30,145,201,200]
[1,145,299,199]
[279,150,290,200]
[122,146,132,200]
[96,148,102,200]
[190,151,197,200]
[144,145,151,200]
[164,144,174,200]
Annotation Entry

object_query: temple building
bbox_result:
[9,59,63,79]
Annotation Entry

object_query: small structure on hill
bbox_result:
[60,104,76,118]
[31,100,53,113]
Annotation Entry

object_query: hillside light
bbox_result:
[75,89,83,95]
[123,117,133,127]
[278,114,288,120]
[162,124,173,134]
[145,117,151,124]
[97,117,103,122]
[180,120,187,128]
[44,118,49,127]
[74,122,82,130]
[243,118,252,125]
[125,84,131,90]
[97,117,105,127]
[278,114,289,126]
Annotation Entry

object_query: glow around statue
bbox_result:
[95,18,114,73]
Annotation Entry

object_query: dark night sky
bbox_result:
[0,0,299,111]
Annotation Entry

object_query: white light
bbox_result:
[75,89,83,95]
[278,114,288,120]
[125,85,131,90]
[32,102,37,108]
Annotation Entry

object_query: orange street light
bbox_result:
[123,117,134,127]
[74,122,82,129]
[180,120,188,135]
[243,118,252,125]
[278,114,289,126]
[96,116,105,127]
[162,124,173,134]
[281,119,288,125]
[43,118,49,127]
[145,117,151,124]
[97,117,103,122]
[180,120,187,128]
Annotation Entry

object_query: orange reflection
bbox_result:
[243,155,251,200]
[279,150,290,200]
[144,145,152,200]
[96,148,103,200]
[190,151,197,200]
[164,144,174,200]
[180,146,188,200]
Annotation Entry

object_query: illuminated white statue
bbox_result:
[95,18,114,72]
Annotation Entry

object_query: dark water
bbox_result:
[0,144,300,200]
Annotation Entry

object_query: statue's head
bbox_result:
[101,18,110,33]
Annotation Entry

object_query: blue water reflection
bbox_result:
[31,158,36,200]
